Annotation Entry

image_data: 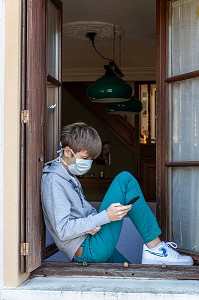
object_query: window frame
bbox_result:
[45,0,63,258]
[46,0,62,163]
[156,0,199,261]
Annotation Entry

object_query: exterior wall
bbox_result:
[3,0,28,287]
[0,0,5,289]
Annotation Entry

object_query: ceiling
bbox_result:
[62,0,156,82]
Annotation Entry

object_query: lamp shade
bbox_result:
[86,71,132,103]
[105,95,143,114]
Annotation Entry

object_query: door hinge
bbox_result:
[21,110,30,123]
[20,242,29,256]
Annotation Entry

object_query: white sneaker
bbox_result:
[141,241,194,266]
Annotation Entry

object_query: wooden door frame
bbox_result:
[156,0,169,240]
[45,0,63,260]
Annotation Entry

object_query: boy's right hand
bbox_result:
[106,203,132,221]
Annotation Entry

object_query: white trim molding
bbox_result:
[62,66,156,82]
[0,0,5,289]
[2,277,199,300]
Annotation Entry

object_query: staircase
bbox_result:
[62,82,138,152]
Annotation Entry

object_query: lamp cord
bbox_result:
[91,40,113,62]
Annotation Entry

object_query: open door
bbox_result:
[20,0,46,273]
[21,0,62,273]
[157,0,199,262]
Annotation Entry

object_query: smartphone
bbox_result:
[126,196,140,205]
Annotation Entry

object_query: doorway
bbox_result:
[21,0,199,274]
[45,0,157,264]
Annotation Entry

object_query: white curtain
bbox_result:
[171,0,199,76]
[171,79,199,162]
[169,0,199,252]
[172,167,199,252]
[47,0,59,79]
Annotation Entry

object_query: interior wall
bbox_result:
[62,88,137,202]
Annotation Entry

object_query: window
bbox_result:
[45,0,62,258]
[46,0,62,162]
[157,0,199,261]
[167,0,199,255]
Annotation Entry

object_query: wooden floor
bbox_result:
[31,262,199,280]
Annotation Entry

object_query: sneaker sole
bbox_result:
[142,259,193,266]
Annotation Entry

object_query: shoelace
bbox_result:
[165,242,179,256]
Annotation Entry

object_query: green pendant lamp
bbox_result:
[105,95,143,114]
[86,67,132,103]
[86,32,132,103]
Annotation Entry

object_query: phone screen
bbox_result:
[126,196,140,205]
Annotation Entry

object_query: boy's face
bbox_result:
[63,147,92,165]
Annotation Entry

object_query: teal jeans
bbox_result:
[74,171,161,263]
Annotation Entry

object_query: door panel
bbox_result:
[21,0,63,273]
[157,0,199,259]
[21,0,46,273]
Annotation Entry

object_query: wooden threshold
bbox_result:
[31,262,199,280]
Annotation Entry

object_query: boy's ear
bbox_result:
[63,146,71,158]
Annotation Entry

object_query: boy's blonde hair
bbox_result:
[61,122,102,159]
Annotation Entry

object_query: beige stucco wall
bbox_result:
[4,0,28,286]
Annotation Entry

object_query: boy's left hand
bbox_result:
[86,226,101,235]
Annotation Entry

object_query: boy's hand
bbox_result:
[106,203,132,222]
[86,226,101,235]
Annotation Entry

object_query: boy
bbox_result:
[41,122,193,265]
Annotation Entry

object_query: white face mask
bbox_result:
[61,148,93,176]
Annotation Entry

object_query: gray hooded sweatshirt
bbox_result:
[41,161,110,261]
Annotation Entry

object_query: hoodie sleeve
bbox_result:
[41,175,110,241]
